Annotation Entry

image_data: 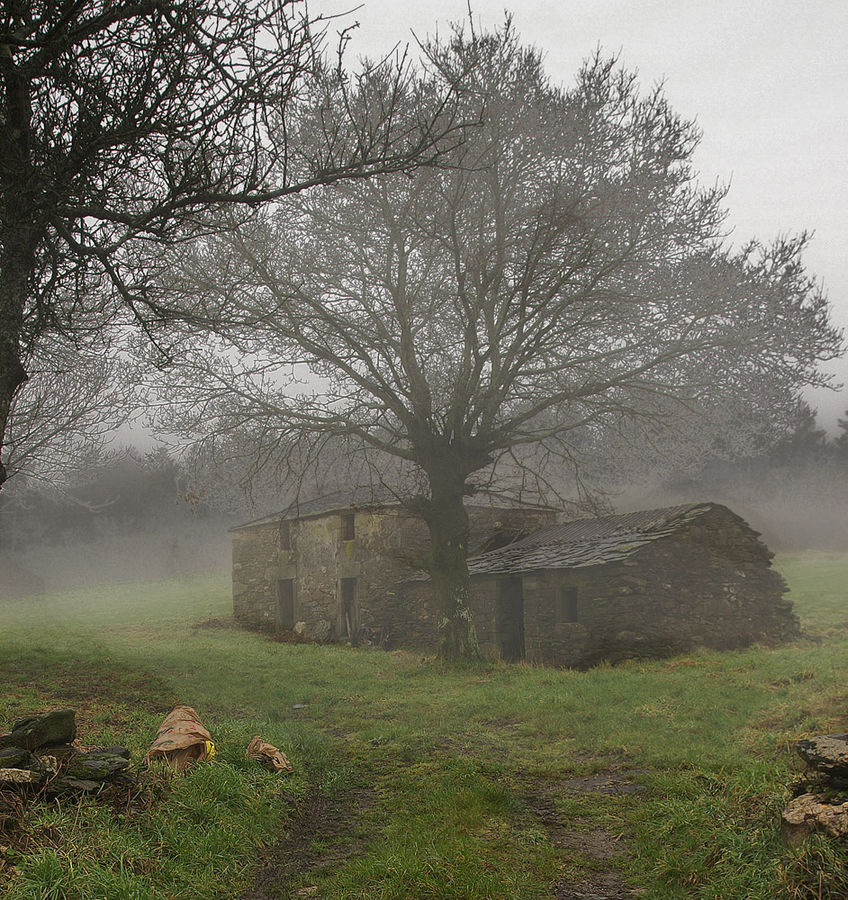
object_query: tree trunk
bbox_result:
[420,475,481,661]
[0,267,29,490]
[0,256,32,490]
[0,46,35,491]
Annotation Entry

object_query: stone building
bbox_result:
[402,502,798,666]
[230,489,555,642]
[232,496,799,666]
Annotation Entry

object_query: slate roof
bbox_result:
[231,486,398,531]
[231,488,554,531]
[466,503,718,576]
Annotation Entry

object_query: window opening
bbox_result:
[557,586,579,623]
[279,521,291,551]
[340,512,355,541]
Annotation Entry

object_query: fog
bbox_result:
[1,3,846,602]
[621,469,848,554]
[0,451,233,599]
[2,439,846,603]
[1,522,231,599]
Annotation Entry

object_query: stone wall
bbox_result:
[232,508,425,637]
[231,503,555,642]
[232,521,280,631]
[398,504,798,666]
[517,541,795,668]
[233,501,799,667]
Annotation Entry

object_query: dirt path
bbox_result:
[522,768,645,900]
[241,783,374,900]
[243,765,643,899]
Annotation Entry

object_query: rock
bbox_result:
[0,710,76,751]
[0,748,42,771]
[795,733,848,780]
[90,746,131,760]
[62,750,131,781]
[781,792,848,846]
[49,777,101,793]
[39,756,59,777]
[312,619,332,642]
[0,767,45,786]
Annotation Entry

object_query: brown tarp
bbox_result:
[146,705,214,772]
[245,735,293,773]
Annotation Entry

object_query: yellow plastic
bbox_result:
[204,740,217,761]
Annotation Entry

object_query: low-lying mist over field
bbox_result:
[0,450,232,598]
[0,3,847,898]
[3,426,847,601]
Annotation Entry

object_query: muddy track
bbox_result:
[244,765,642,899]
[522,768,645,900]
[242,784,374,900]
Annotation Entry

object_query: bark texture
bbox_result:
[417,470,482,660]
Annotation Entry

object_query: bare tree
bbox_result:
[0,0,467,489]
[158,24,842,658]
[3,333,133,483]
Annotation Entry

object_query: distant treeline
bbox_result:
[0,448,233,596]
[1,399,847,600]
[0,447,219,551]
[627,401,848,552]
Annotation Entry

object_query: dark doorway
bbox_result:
[556,586,578,623]
[497,577,525,662]
[340,577,358,638]
[277,579,294,631]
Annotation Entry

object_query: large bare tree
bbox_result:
[0,0,466,489]
[159,24,842,658]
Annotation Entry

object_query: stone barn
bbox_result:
[230,489,555,642]
[403,502,798,667]
[232,496,798,666]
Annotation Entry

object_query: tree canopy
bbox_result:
[157,23,842,658]
[0,0,465,488]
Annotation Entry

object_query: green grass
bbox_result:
[1,554,847,898]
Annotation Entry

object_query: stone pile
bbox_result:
[782,732,848,846]
[0,709,133,796]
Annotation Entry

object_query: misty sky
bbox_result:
[320,0,848,427]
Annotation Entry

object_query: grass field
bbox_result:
[1,553,847,899]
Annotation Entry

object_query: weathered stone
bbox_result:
[62,750,131,781]
[791,771,844,795]
[89,746,131,760]
[0,767,44,786]
[781,792,848,846]
[232,500,794,667]
[232,502,554,642]
[0,710,76,751]
[795,734,848,780]
[0,747,41,770]
[49,777,101,793]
